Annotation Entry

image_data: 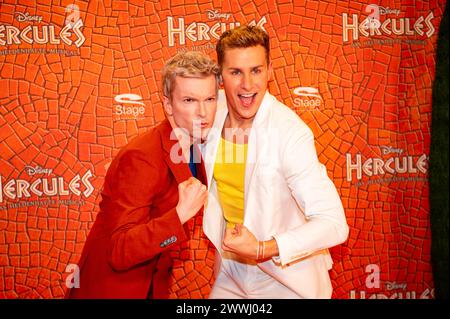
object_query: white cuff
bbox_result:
[272,233,311,266]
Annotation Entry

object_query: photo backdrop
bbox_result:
[0,0,445,298]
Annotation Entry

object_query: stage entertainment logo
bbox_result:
[167,9,267,48]
[0,4,86,56]
[346,146,428,186]
[113,94,146,121]
[292,87,323,111]
[342,4,435,47]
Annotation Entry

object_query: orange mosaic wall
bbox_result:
[0,0,445,298]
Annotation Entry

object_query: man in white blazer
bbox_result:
[202,26,349,298]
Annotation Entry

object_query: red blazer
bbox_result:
[67,120,207,298]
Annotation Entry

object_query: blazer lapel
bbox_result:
[243,92,274,224]
[158,119,192,185]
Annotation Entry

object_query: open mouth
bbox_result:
[238,93,256,107]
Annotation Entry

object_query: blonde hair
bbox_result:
[162,51,220,98]
[216,25,270,68]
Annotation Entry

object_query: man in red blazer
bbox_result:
[66,51,220,298]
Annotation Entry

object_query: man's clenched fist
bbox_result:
[176,177,208,224]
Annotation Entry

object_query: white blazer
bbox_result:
[202,91,349,298]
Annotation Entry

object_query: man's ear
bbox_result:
[163,95,173,116]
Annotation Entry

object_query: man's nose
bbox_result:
[241,73,253,91]
[198,101,207,117]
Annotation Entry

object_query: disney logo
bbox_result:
[24,166,53,176]
[380,146,404,155]
[378,6,400,16]
[206,9,232,20]
[15,12,43,23]
[385,281,407,291]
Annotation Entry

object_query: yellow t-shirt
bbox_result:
[213,137,248,228]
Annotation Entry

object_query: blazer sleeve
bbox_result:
[106,149,188,272]
[272,119,349,266]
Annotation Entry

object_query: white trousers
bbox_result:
[209,253,301,299]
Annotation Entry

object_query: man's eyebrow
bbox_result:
[226,65,264,70]
[180,95,198,99]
